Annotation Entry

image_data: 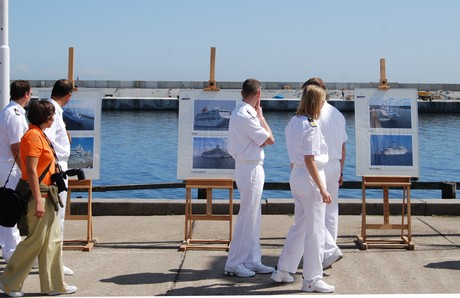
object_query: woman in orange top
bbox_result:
[0,100,77,297]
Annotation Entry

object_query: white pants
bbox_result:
[277,167,328,281]
[324,159,341,258]
[57,161,68,239]
[0,165,22,260]
[225,161,264,268]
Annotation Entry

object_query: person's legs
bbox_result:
[0,198,47,292]
[0,226,21,262]
[276,169,308,273]
[38,197,65,294]
[324,160,341,260]
[0,170,22,262]
[225,163,265,276]
[57,161,73,276]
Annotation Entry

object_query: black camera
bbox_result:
[51,172,67,193]
[65,168,85,180]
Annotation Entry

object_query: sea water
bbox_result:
[94,110,459,200]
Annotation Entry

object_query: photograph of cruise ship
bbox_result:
[381,143,409,155]
[69,137,94,169]
[192,137,234,169]
[369,97,412,129]
[64,99,96,131]
[193,99,235,131]
[370,135,413,166]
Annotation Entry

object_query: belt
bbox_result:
[237,160,264,166]
[291,163,305,169]
[291,163,324,170]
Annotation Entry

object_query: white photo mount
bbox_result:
[177,90,242,180]
[38,89,102,180]
[354,88,419,178]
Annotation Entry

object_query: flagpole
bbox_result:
[0,0,10,108]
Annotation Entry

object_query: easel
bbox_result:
[356,176,414,250]
[179,178,234,251]
[64,179,97,251]
[356,59,414,250]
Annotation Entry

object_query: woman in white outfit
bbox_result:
[271,83,335,293]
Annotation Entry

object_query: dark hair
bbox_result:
[301,77,326,91]
[51,79,73,98]
[27,100,55,126]
[10,80,31,101]
[241,78,261,99]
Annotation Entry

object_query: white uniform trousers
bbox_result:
[324,159,341,259]
[0,166,22,260]
[57,160,68,239]
[225,161,264,268]
[277,167,327,281]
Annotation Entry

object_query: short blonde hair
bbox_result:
[296,84,326,119]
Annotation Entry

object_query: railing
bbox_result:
[89,181,458,199]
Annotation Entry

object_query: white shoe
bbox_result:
[63,265,74,276]
[323,248,343,270]
[46,285,77,296]
[244,263,275,274]
[271,270,294,283]
[0,281,24,297]
[302,279,335,293]
[224,264,256,278]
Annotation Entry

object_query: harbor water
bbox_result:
[94,110,459,200]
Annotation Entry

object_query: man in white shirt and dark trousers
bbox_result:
[0,80,31,263]
[44,79,74,276]
[224,78,275,278]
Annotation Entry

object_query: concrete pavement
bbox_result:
[1,214,459,296]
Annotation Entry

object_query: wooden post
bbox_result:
[68,47,74,87]
[378,58,390,90]
[204,47,220,91]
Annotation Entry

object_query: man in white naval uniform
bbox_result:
[224,78,275,278]
[44,79,74,276]
[0,80,31,263]
[318,97,347,268]
[305,78,347,268]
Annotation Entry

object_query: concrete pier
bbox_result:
[2,214,459,296]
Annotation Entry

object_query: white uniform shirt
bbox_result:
[0,101,28,165]
[44,98,70,161]
[227,102,270,161]
[285,115,328,166]
[317,102,347,161]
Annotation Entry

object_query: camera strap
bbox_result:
[42,132,65,174]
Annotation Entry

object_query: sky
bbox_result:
[6,0,460,84]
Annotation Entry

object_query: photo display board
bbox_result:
[354,88,419,178]
[38,89,102,179]
[177,90,241,180]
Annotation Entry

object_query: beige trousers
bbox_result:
[0,196,65,294]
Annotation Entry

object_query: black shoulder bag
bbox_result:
[0,152,25,227]
[0,152,51,228]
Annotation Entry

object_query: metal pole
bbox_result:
[0,0,10,108]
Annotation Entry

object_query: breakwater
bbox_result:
[28,80,460,113]
[100,97,460,113]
